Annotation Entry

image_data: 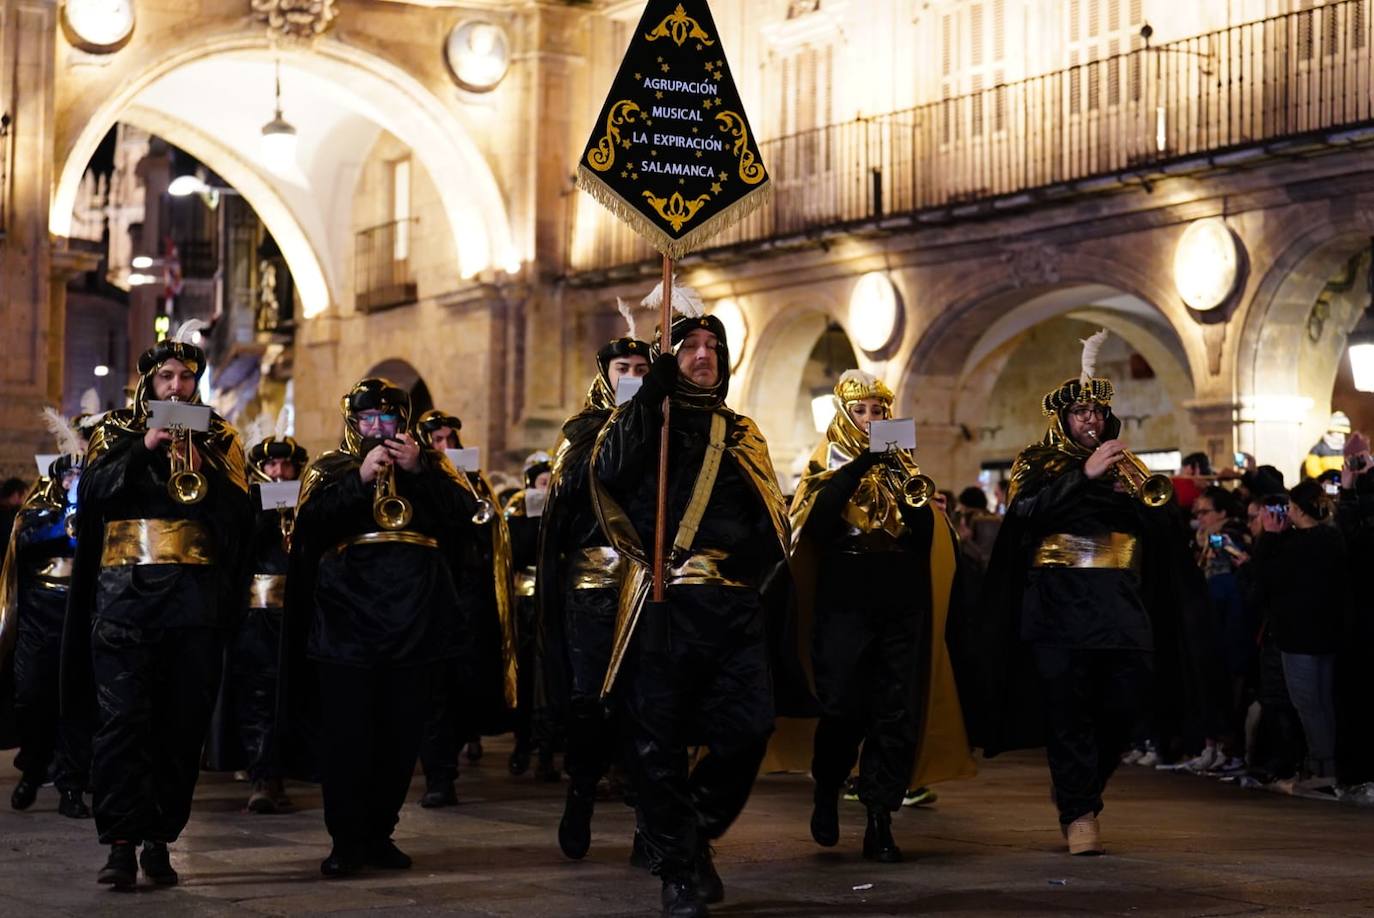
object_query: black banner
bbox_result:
[576,0,771,260]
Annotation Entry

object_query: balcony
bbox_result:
[355,218,418,313]
[571,0,1374,275]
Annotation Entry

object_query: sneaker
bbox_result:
[1182,751,1213,773]
[1209,756,1246,775]
[1120,747,1144,766]
[247,780,278,814]
[902,787,938,807]
[1065,814,1104,856]
[419,782,458,808]
[841,776,860,802]
[1136,749,1160,767]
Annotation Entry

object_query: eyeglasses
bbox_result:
[356,412,399,426]
[1068,406,1107,420]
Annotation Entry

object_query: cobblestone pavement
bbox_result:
[4,743,1374,917]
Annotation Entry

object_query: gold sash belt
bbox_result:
[35,557,74,583]
[1032,532,1140,570]
[570,546,623,590]
[332,531,439,555]
[668,547,749,588]
[249,573,287,609]
[514,568,537,598]
[101,519,214,567]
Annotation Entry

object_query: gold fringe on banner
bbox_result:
[577,163,774,262]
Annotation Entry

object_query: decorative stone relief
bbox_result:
[1001,242,1061,287]
[250,0,338,41]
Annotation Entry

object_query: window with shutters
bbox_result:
[938,0,1008,141]
[1064,0,1144,113]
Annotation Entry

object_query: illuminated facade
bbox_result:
[1,0,1371,487]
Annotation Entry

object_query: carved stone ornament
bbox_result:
[251,0,339,41]
[787,0,824,18]
[1001,242,1061,287]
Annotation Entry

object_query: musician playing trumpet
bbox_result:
[62,323,252,889]
[282,377,480,878]
[971,330,1196,859]
[790,371,973,865]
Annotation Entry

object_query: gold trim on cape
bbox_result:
[514,568,537,598]
[331,531,440,554]
[570,546,623,590]
[667,548,748,588]
[100,519,214,567]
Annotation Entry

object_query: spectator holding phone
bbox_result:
[1246,481,1349,791]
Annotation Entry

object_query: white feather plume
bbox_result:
[640,279,705,319]
[170,317,208,345]
[616,298,638,340]
[243,412,271,450]
[40,407,83,460]
[273,405,291,440]
[1079,329,1109,386]
[837,369,879,390]
[79,387,100,417]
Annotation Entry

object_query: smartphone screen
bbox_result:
[1208,534,1225,548]
[1233,451,1246,467]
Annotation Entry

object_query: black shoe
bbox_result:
[10,776,39,811]
[464,739,484,762]
[247,780,278,814]
[508,747,530,776]
[58,789,91,819]
[862,808,902,863]
[536,752,561,783]
[419,782,458,808]
[810,783,840,847]
[630,829,651,870]
[661,878,709,918]
[558,786,594,859]
[365,838,412,870]
[139,842,178,886]
[693,843,724,905]
[97,842,138,889]
[320,846,363,878]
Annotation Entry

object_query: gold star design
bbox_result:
[720,174,729,182]
[634,73,642,80]
[692,127,698,133]
[710,182,722,193]
[656,56,663,62]
[694,150,702,158]
[621,140,631,149]
[696,43,703,51]
[621,170,629,178]
[632,173,639,180]
[656,91,664,99]
[661,63,670,73]
[651,150,657,156]
[679,178,685,185]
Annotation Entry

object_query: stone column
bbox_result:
[0,0,57,478]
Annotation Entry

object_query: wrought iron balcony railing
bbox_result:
[572,0,1374,273]
[355,218,419,313]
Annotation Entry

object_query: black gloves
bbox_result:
[850,450,885,473]
[638,353,680,405]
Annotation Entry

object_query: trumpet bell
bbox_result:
[902,473,936,509]
[375,495,413,530]
[471,499,495,525]
[169,469,207,505]
[1139,473,1175,508]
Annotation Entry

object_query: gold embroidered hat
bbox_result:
[1041,329,1115,417]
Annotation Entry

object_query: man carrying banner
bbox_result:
[537,303,650,859]
[63,322,253,888]
[593,285,788,918]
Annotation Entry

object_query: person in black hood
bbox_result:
[204,429,308,814]
[592,285,790,918]
[504,450,556,780]
[283,378,479,877]
[61,323,253,888]
[538,312,649,860]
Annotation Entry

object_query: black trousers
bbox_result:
[810,552,925,811]
[512,594,538,754]
[1033,645,1153,825]
[317,661,437,851]
[563,587,619,794]
[228,607,283,781]
[90,619,223,844]
[13,587,90,791]
[623,585,774,883]
[419,663,461,787]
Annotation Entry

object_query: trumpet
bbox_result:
[880,452,936,509]
[471,499,495,525]
[166,397,207,505]
[277,506,295,553]
[372,460,413,530]
[1086,430,1174,507]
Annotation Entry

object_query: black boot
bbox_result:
[558,785,594,860]
[536,749,561,782]
[661,877,709,918]
[862,807,902,863]
[419,781,458,808]
[320,846,363,878]
[97,842,138,888]
[630,828,651,870]
[464,739,483,762]
[10,775,39,811]
[139,841,179,886]
[366,838,412,870]
[693,843,724,904]
[58,789,91,819]
[810,783,840,847]
[508,745,530,776]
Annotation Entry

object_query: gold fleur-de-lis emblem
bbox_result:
[642,189,712,231]
[645,3,716,47]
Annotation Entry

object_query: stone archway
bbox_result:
[366,358,435,417]
[51,34,517,317]
[1236,219,1374,480]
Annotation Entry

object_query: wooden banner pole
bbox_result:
[651,255,674,603]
